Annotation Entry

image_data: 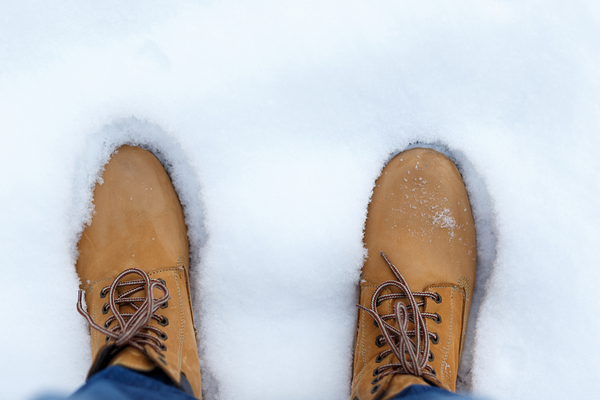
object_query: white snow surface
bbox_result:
[1,1,599,399]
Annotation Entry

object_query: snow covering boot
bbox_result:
[76,145,202,398]
[351,148,476,400]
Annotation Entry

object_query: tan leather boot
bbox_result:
[351,148,476,400]
[76,145,202,398]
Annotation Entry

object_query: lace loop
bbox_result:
[357,252,438,381]
[77,268,170,356]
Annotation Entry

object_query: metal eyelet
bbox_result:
[158,332,168,341]
[374,320,379,328]
[104,320,111,328]
[100,289,108,299]
[433,293,442,303]
[105,335,109,343]
[431,368,437,376]
[371,377,381,385]
[434,313,442,324]
[102,303,109,315]
[375,353,384,363]
[159,343,167,351]
[431,332,439,344]
[371,384,380,394]
[372,368,380,377]
[428,351,434,362]
[375,335,385,348]
[158,316,169,327]
[376,297,382,307]
[158,279,166,285]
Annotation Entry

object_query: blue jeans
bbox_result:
[38,366,471,400]
[37,367,195,400]
[391,384,471,399]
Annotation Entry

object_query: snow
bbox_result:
[431,209,458,238]
[1,1,599,399]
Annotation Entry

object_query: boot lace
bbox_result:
[77,268,170,356]
[358,252,439,382]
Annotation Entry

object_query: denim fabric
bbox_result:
[391,384,472,400]
[36,368,472,400]
[35,366,196,400]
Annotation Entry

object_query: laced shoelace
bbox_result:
[358,252,440,382]
[77,268,170,356]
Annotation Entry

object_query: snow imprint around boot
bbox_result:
[69,117,219,399]
[387,141,499,394]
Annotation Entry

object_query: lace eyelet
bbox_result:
[371,384,380,394]
[372,368,380,377]
[374,319,378,328]
[431,332,439,344]
[375,353,384,363]
[160,300,168,309]
[158,316,169,327]
[433,293,442,303]
[102,303,109,315]
[371,377,381,385]
[376,298,382,307]
[159,343,167,351]
[100,289,107,299]
[375,335,385,348]
[158,332,168,340]
[428,351,434,362]
[434,313,442,324]
[104,320,111,328]
[431,368,437,376]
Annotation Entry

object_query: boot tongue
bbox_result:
[378,287,421,337]
[107,276,163,371]
[371,260,433,378]
[103,272,170,373]
[114,274,166,316]
[115,276,147,316]
[109,347,155,371]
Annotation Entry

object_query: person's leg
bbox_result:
[73,146,202,399]
[390,384,472,400]
[34,366,196,400]
[66,366,196,400]
[351,148,477,400]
